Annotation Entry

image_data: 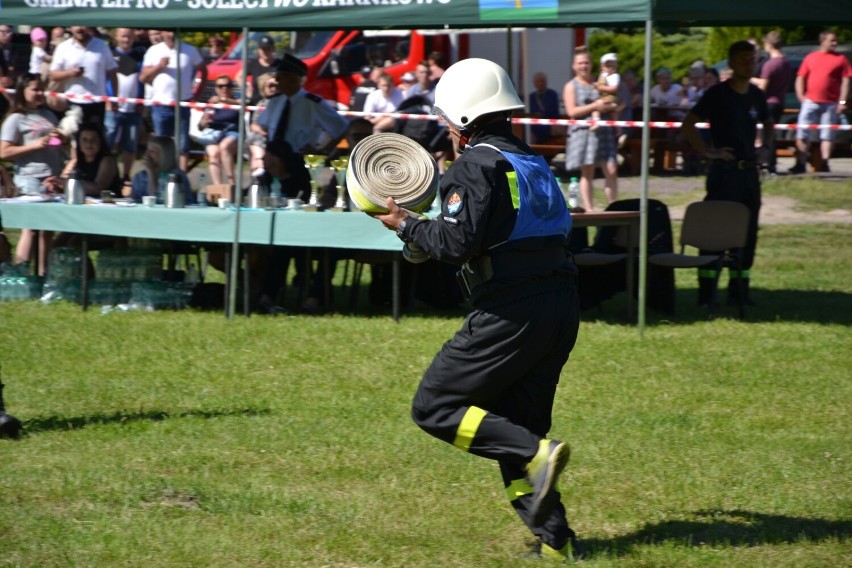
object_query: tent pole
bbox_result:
[638,19,653,337]
[175,31,183,173]
[227,27,250,319]
[505,26,513,78]
[521,28,530,142]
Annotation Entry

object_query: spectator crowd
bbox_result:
[0,25,848,311]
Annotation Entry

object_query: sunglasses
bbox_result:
[215,83,232,88]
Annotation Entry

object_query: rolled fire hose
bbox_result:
[346,132,439,215]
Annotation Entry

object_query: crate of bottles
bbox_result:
[0,273,44,301]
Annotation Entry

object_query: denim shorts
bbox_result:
[796,99,839,142]
[104,110,140,154]
[13,175,47,196]
[151,104,191,153]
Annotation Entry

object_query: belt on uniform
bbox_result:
[457,250,576,300]
[457,255,494,298]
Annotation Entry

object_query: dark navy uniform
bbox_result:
[255,87,349,308]
[399,120,580,551]
[690,81,768,304]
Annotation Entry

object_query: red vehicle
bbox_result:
[202,30,450,108]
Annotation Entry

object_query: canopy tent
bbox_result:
[4,0,847,327]
[1,0,843,30]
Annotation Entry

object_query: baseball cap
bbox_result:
[275,53,307,77]
[30,27,48,42]
[401,72,415,82]
[258,35,275,50]
[601,53,618,65]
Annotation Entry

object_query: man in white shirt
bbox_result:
[49,26,118,126]
[363,73,404,133]
[140,30,207,171]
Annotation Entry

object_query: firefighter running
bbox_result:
[373,58,582,561]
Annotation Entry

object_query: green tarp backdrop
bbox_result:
[0,0,846,30]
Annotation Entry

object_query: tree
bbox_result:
[589,28,708,84]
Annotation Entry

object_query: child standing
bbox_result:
[591,52,621,131]
[28,28,52,80]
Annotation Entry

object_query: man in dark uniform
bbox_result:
[257,53,349,200]
[254,53,350,313]
[374,58,581,561]
[682,40,772,309]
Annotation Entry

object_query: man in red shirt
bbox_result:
[790,30,852,174]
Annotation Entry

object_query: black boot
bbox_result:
[727,277,755,307]
[697,268,719,306]
[697,269,719,319]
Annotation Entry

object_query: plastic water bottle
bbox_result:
[567,177,580,208]
[157,172,168,204]
[196,171,208,207]
[270,177,284,209]
[185,262,199,286]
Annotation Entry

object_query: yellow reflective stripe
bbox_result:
[506,171,520,209]
[505,477,534,501]
[698,268,718,278]
[541,542,572,560]
[452,406,487,452]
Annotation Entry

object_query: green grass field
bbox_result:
[0,176,850,566]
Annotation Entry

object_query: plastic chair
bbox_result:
[648,200,750,319]
[573,224,632,267]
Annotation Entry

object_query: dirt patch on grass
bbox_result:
[619,174,852,225]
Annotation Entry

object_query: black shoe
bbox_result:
[699,301,719,320]
[788,163,807,174]
[818,162,830,173]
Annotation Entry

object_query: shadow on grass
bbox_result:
[582,509,851,557]
[20,407,272,435]
[580,289,852,326]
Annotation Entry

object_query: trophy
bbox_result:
[330,156,349,211]
[303,154,327,210]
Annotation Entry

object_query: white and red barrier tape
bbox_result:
[7,89,851,131]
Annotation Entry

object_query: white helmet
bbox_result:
[433,58,524,130]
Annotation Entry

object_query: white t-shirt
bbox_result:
[29,46,48,74]
[143,42,203,103]
[650,84,684,107]
[363,87,404,116]
[650,84,686,119]
[49,36,117,99]
[603,71,621,88]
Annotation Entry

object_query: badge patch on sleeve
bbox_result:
[446,192,463,215]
